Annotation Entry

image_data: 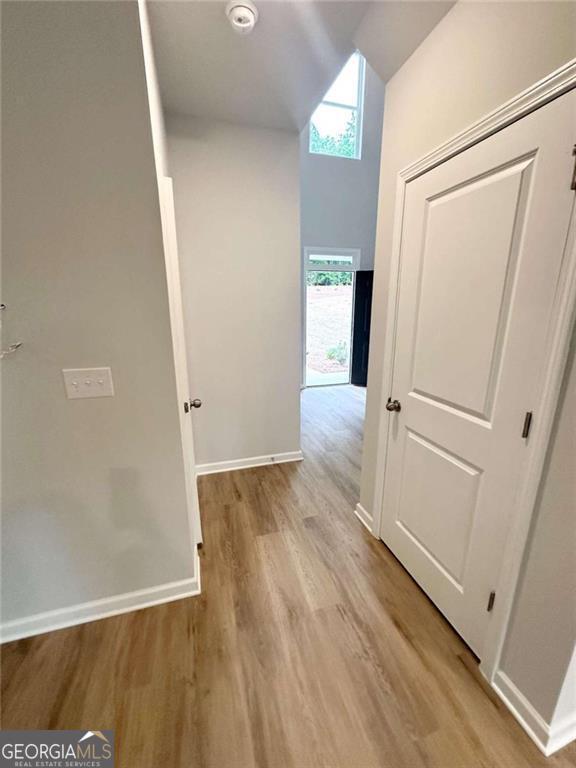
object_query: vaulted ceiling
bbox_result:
[148,1,456,132]
[148,1,370,131]
[353,1,454,84]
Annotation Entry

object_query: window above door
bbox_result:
[305,247,361,271]
[309,52,365,160]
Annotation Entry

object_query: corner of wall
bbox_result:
[1,547,201,645]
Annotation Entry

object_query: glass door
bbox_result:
[304,249,359,387]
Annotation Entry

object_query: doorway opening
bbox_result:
[303,247,374,390]
[299,50,382,515]
[304,248,358,387]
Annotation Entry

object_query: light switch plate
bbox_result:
[62,367,115,399]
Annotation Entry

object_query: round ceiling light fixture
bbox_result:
[225,0,259,35]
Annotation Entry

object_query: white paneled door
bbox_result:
[159,177,203,550]
[380,90,576,657]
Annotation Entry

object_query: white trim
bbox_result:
[356,52,366,161]
[548,713,576,757]
[196,450,303,476]
[354,502,377,536]
[492,671,576,757]
[492,671,552,754]
[370,58,576,692]
[1,547,201,643]
[158,176,203,549]
[402,58,576,183]
[304,246,361,272]
[371,168,408,541]
[481,208,576,680]
[309,50,365,161]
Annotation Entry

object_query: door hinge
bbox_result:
[571,145,576,191]
[521,411,533,439]
[487,591,496,612]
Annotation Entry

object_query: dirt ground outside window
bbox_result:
[306,284,353,386]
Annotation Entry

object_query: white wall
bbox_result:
[1,1,196,628]
[358,0,576,744]
[300,62,384,270]
[500,328,576,723]
[167,116,301,468]
[360,0,576,521]
[554,648,576,731]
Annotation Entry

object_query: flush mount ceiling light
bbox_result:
[225,0,259,35]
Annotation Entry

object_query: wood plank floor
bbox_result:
[2,384,575,767]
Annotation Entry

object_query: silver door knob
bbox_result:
[386,398,401,412]
[190,398,202,409]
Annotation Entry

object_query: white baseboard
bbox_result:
[1,549,201,644]
[354,502,376,536]
[548,712,576,756]
[493,671,550,752]
[196,450,303,476]
[493,671,576,756]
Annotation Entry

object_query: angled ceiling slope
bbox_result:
[148,0,371,132]
[354,1,455,84]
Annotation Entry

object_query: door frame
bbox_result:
[158,176,203,554]
[301,246,361,388]
[370,58,576,682]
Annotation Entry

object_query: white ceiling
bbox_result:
[354,1,455,84]
[148,1,371,131]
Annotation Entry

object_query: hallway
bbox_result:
[2,386,575,767]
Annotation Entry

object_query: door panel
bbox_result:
[380,90,575,656]
[398,430,481,586]
[412,159,532,419]
[351,270,373,387]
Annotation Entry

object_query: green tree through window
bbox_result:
[306,271,353,286]
[309,113,357,159]
[309,52,365,160]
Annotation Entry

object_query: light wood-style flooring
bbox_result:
[2,385,575,767]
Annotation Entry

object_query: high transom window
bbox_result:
[309,51,365,160]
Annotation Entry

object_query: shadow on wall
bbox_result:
[500,320,576,721]
[2,467,188,621]
[108,467,188,593]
